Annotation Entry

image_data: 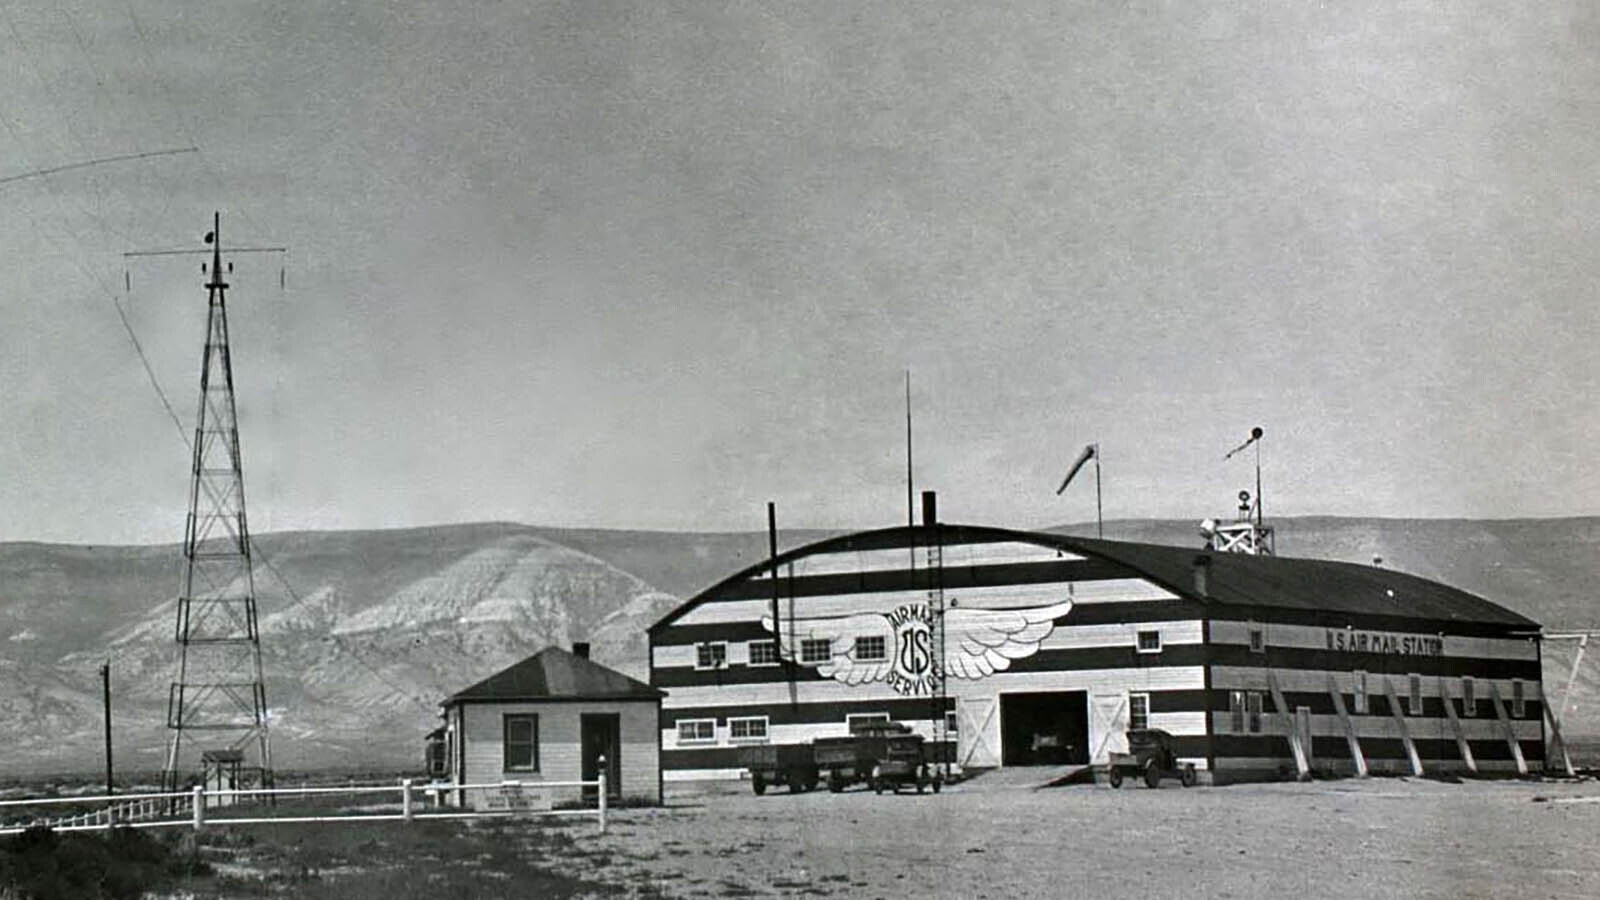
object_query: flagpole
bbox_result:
[1094,443,1103,538]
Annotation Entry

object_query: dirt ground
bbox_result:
[576,773,1600,899]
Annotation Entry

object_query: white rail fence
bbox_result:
[0,776,608,836]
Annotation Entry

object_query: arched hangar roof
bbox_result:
[647,523,1538,634]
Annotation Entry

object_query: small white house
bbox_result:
[440,644,663,808]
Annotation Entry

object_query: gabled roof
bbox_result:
[443,646,664,706]
[649,523,1539,632]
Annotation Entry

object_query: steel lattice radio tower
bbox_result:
[160,213,274,795]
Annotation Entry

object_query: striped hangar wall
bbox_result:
[649,523,1547,784]
[649,524,1213,782]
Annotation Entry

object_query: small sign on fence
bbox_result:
[483,781,551,813]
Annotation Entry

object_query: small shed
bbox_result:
[440,644,664,808]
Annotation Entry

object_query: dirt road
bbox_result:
[583,774,1600,898]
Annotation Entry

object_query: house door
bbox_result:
[581,713,621,802]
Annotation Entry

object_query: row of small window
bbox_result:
[676,712,962,745]
[698,630,1165,669]
[695,638,859,669]
[1224,676,1529,733]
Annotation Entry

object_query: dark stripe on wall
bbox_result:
[665,741,957,772]
[1215,735,1544,765]
[662,690,1208,728]
[654,644,1210,689]
[654,600,1205,647]
[1207,689,1543,722]
[1208,647,1542,681]
[707,559,1134,603]
[1208,607,1539,641]
[665,697,953,727]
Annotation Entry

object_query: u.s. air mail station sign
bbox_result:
[1325,628,1444,657]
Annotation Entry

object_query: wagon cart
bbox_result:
[740,743,819,795]
[1105,728,1197,789]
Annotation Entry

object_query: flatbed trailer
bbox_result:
[740,743,820,795]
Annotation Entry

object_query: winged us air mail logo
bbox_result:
[761,599,1073,696]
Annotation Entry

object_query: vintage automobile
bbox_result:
[815,722,941,794]
[1105,728,1197,789]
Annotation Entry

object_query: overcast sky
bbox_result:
[0,1,1595,545]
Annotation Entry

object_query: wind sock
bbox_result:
[1055,444,1097,495]
[1224,426,1264,461]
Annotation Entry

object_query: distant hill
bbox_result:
[0,516,1594,776]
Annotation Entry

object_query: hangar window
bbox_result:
[846,713,890,732]
[1248,626,1265,653]
[1128,693,1150,731]
[945,711,959,735]
[729,717,769,742]
[800,638,832,664]
[1407,673,1423,716]
[1136,630,1162,654]
[855,635,888,661]
[1229,691,1246,733]
[1512,679,1525,718]
[1352,670,1369,714]
[503,714,539,773]
[1247,692,1264,733]
[747,640,779,667]
[1461,676,1476,717]
[677,719,716,744]
[695,641,727,670]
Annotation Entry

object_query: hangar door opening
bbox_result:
[1001,691,1089,766]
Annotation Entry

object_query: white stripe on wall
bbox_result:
[749,541,1087,580]
[1212,666,1543,700]
[660,665,1208,711]
[1210,620,1540,661]
[673,577,1173,627]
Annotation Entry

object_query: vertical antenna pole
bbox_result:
[1094,444,1103,538]
[768,502,794,708]
[905,370,915,566]
[102,661,114,798]
[1255,439,1263,527]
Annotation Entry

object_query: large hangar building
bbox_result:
[648,509,1545,784]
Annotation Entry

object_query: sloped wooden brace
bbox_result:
[1381,675,1424,776]
[1266,669,1310,780]
[1543,700,1576,777]
[1441,681,1478,774]
[1487,681,1529,776]
[1326,672,1367,777]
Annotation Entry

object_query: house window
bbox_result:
[1353,670,1368,714]
[855,635,887,661]
[503,714,539,772]
[1408,673,1423,716]
[1462,676,1476,717]
[1229,690,1246,733]
[747,639,779,667]
[1248,626,1265,653]
[677,719,716,744]
[846,712,890,733]
[1136,630,1162,654]
[1512,679,1525,718]
[800,638,832,664]
[729,717,769,742]
[1129,693,1150,731]
[1247,692,1264,734]
[695,641,727,670]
